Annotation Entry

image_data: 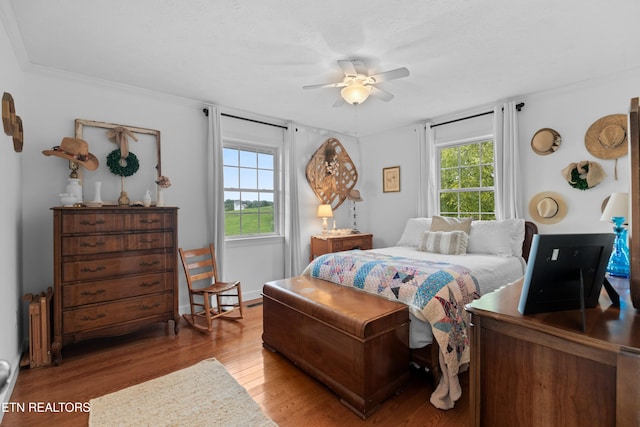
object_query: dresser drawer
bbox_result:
[61,210,174,234]
[61,232,174,255]
[62,272,173,308]
[61,212,124,234]
[62,293,173,334]
[62,253,173,282]
[347,237,372,250]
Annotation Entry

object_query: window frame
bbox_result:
[436,134,496,219]
[222,138,282,240]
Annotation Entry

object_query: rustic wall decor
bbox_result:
[75,118,161,204]
[305,138,358,210]
[2,92,23,152]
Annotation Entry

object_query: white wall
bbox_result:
[0,8,24,415]
[358,125,421,247]
[360,71,640,242]
[520,72,636,234]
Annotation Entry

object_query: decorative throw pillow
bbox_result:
[419,231,469,255]
[430,215,472,234]
[467,219,525,257]
[396,217,432,247]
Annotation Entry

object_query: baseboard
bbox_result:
[0,339,27,424]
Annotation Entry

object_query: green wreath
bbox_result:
[568,164,589,190]
[106,149,139,177]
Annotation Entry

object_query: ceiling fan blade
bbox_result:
[333,96,347,107]
[368,67,410,83]
[303,81,347,90]
[337,60,358,77]
[370,86,394,102]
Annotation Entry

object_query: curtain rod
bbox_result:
[202,108,287,130]
[432,102,525,128]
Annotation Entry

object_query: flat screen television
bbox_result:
[518,233,615,315]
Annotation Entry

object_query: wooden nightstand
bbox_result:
[310,233,372,262]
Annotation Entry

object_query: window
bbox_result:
[438,139,495,220]
[223,145,277,237]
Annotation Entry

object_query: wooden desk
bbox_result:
[309,233,372,262]
[466,277,640,427]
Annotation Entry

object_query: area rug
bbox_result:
[89,358,277,426]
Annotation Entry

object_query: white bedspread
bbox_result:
[367,246,526,348]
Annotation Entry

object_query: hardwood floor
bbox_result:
[2,300,469,426]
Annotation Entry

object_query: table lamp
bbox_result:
[600,192,630,277]
[317,204,333,235]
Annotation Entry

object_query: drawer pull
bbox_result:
[140,280,161,288]
[140,303,160,310]
[80,265,106,273]
[80,289,106,296]
[79,219,106,226]
[140,219,160,225]
[139,238,160,244]
[80,241,106,248]
[140,260,161,267]
[80,313,106,322]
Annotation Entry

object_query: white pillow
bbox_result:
[396,218,432,247]
[467,219,525,257]
[419,231,469,255]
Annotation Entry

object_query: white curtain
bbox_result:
[493,101,521,219]
[206,105,227,278]
[420,122,439,218]
[284,125,302,277]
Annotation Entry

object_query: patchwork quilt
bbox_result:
[302,250,480,409]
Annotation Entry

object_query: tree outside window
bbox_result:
[439,140,495,220]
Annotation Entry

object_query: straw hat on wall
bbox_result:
[585,114,628,159]
[529,192,567,224]
[531,128,561,155]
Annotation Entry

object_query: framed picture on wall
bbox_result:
[383,166,400,193]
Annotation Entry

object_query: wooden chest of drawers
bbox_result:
[51,207,179,364]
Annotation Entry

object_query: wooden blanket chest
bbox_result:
[262,276,410,419]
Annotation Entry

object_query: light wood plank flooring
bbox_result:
[2,300,469,426]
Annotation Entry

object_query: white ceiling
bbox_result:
[5,0,640,136]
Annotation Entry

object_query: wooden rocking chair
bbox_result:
[179,244,244,332]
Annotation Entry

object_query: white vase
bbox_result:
[66,178,82,203]
[91,181,103,204]
[143,190,152,207]
[157,188,165,207]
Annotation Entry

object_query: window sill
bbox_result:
[225,235,285,248]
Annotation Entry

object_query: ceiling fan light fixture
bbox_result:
[341,81,371,105]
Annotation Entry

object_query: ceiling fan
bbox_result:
[303,59,410,106]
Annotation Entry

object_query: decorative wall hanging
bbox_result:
[528,191,567,224]
[305,138,358,210]
[530,128,561,155]
[383,166,400,192]
[2,92,23,152]
[560,160,606,190]
[585,114,627,180]
[75,119,161,205]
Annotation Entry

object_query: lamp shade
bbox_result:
[317,204,333,218]
[601,192,629,223]
[340,81,371,105]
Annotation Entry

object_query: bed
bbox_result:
[299,217,537,409]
